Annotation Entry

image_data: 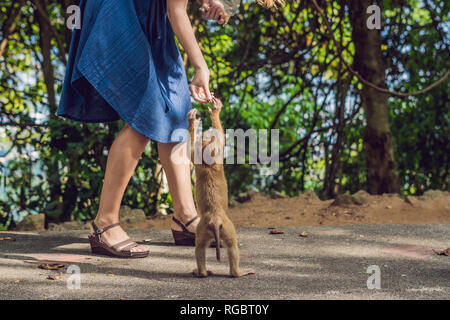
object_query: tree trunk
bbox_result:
[36,0,66,222]
[348,0,401,194]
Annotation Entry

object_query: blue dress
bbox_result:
[57,0,192,143]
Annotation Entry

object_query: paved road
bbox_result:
[0,223,449,300]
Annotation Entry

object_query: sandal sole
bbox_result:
[89,236,149,259]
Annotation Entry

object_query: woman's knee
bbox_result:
[123,123,150,145]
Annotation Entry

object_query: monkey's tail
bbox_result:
[209,217,222,261]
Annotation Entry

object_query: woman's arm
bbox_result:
[167,0,212,103]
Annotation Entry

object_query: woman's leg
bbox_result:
[93,123,149,252]
[157,142,199,233]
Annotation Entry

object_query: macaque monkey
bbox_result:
[187,98,255,278]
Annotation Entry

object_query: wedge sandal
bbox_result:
[171,216,199,246]
[171,216,222,247]
[88,221,149,258]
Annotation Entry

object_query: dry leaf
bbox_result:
[299,232,308,237]
[0,237,15,241]
[14,280,20,284]
[386,205,392,209]
[38,263,65,270]
[47,272,62,281]
[433,248,450,256]
[270,230,284,234]
[120,297,127,300]
[108,273,115,277]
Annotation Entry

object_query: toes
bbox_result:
[131,245,148,253]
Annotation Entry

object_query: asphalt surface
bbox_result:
[0,223,449,300]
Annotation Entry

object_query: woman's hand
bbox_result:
[201,0,230,25]
[190,66,213,103]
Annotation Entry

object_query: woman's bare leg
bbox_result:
[93,123,149,252]
[158,142,199,233]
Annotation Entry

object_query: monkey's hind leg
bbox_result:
[226,241,256,278]
[193,232,214,278]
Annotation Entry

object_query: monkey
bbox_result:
[187,98,255,278]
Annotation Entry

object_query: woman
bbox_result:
[58,0,229,258]
[58,0,278,258]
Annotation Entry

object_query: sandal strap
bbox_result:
[172,216,199,233]
[111,238,134,251]
[120,242,139,253]
[92,221,121,236]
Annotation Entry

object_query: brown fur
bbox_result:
[188,98,255,278]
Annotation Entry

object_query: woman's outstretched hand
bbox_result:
[190,67,213,103]
[201,0,230,25]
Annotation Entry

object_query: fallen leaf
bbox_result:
[108,273,115,277]
[142,239,152,243]
[386,205,392,209]
[0,237,15,241]
[47,272,62,281]
[433,248,450,256]
[38,263,65,270]
[120,297,127,300]
[14,280,20,284]
[270,230,284,234]
[299,232,309,238]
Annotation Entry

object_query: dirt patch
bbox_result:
[128,189,450,230]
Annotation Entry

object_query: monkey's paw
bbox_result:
[231,269,256,278]
[188,109,201,128]
[188,108,198,120]
[192,269,214,278]
[208,97,223,114]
